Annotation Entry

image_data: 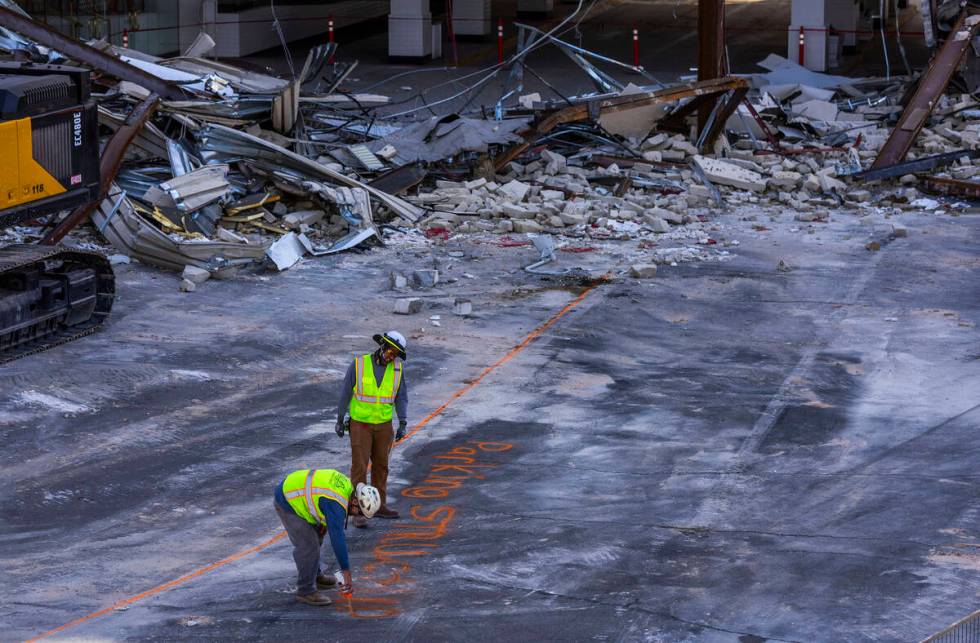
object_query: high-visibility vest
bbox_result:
[282,469,353,526]
[348,353,402,424]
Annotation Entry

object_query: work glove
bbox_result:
[395,420,407,441]
[335,419,346,438]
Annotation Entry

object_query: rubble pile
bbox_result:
[0,1,977,287]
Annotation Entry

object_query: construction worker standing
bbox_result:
[336,330,408,528]
[274,468,381,606]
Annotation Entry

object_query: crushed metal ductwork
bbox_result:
[2,0,978,286]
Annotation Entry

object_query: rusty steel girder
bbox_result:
[871,10,980,169]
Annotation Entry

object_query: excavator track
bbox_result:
[0,244,114,364]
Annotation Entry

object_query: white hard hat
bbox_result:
[356,482,381,519]
[373,330,407,360]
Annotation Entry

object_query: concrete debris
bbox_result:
[181,265,211,285]
[413,269,439,289]
[694,156,767,192]
[0,1,972,295]
[453,299,473,316]
[391,272,409,290]
[179,278,197,292]
[628,263,658,278]
[393,298,423,315]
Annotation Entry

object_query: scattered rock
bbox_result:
[512,220,544,233]
[181,265,211,285]
[394,298,423,315]
[390,272,408,290]
[412,269,439,289]
[694,155,767,192]
[453,299,473,316]
[628,263,658,278]
[179,278,196,292]
[498,180,531,202]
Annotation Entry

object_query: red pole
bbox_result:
[497,18,504,64]
[327,15,335,63]
[632,23,639,67]
[798,26,805,66]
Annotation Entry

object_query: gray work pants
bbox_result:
[275,502,324,596]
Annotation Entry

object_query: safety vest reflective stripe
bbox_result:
[351,356,401,404]
[285,487,348,508]
[283,473,350,525]
[354,354,364,399]
[304,470,318,522]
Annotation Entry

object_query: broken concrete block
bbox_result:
[390,272,408,290]
[179,278,196,292]
[769,171,802,189]
[496,219,514,233]
[283,209,326,229]
[629,263,658,278]
[394,298,423,315]
[501,203,535,219]
[642,150,663,163]
[413,269,439,289]
[899,174,918,185]
[647,206,683,225]
[660,149,686,162]
[512,220,544,233]
[498,180,531,202]
[453,299,473,316]
[689,185,712,199]
[107,254,131,265]
[643,215,670,233]
[671,140,699,156]
[541,149,567,174]
[848,189,872,202]
[465,177,487,190]
[891,224,908,238]
[559,211,588,226]
[694,155,767,192]
[182,265,211,285]
[642,133,668,149]
[540,189,565,201]
[818,174,847,194]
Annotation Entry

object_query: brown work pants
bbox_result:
[349,418,394,508]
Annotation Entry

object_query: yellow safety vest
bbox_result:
[348,353,402,425]
[281,469,353,526]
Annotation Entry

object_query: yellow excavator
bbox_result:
[0,62,114,363]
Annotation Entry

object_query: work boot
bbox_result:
[353,514,368,529]
[296,591,332,606]
[316,573,337,589]
[374,506,400,519]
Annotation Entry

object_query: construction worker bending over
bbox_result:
[274,468,381,606]
[336,330,408,528]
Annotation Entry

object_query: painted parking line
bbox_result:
[25,283,600,642]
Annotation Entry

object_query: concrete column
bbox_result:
[452,0,491,36]
[389,0,433,58]
[788,0,829,71]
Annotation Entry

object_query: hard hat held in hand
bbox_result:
[373,330,407,360]
[356,483,381,518]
